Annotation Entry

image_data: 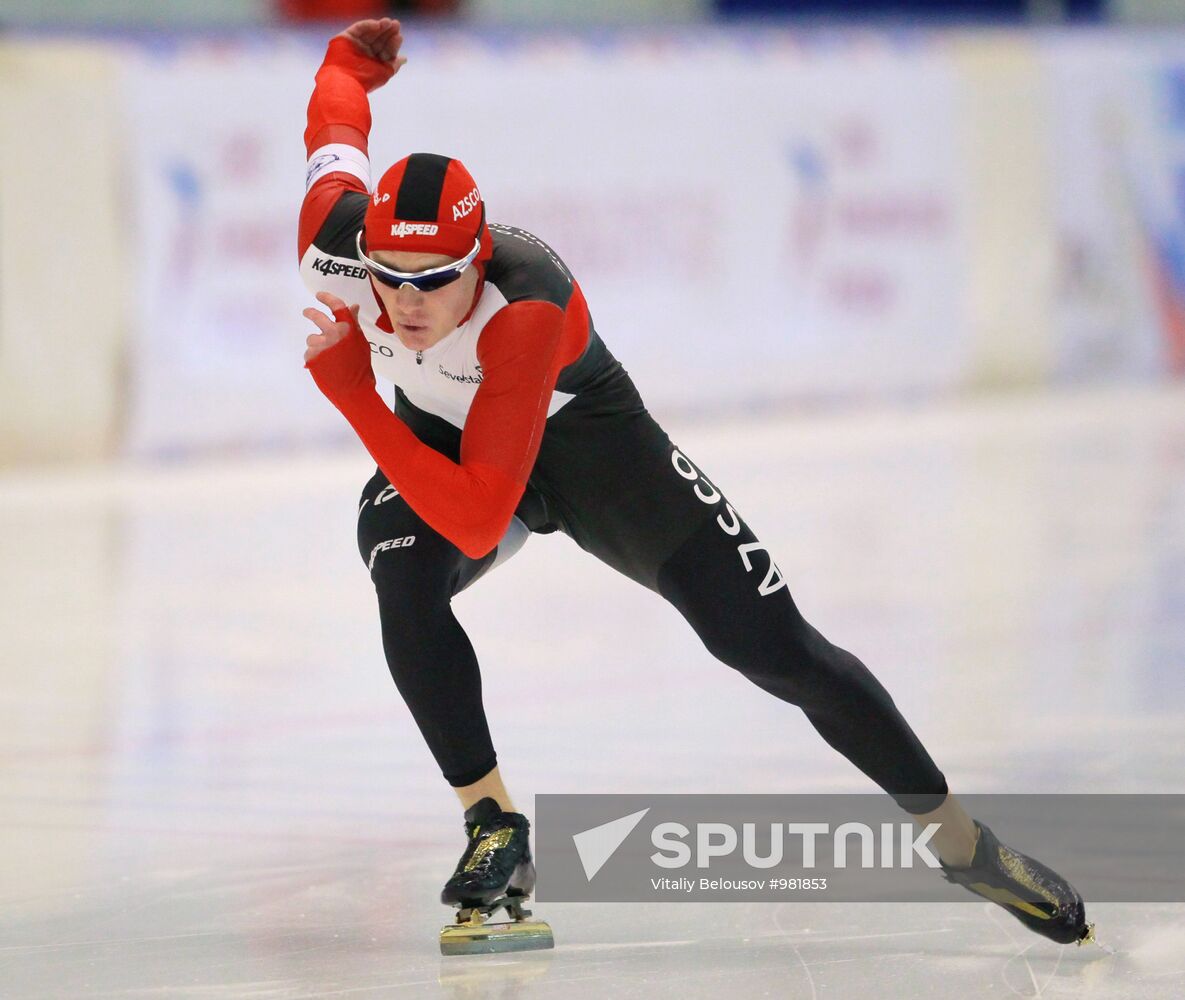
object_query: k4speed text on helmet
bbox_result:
[390,222,440,238]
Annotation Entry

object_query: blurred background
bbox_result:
[2,3,1185,998]
[0,0,1183,463]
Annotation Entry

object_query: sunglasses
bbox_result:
[355,231,480,292]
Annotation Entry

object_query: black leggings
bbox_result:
[356,418,948,815]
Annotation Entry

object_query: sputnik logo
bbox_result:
[572,808,650,881]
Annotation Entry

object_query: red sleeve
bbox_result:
[307,291,590,559]
[299,38,394,260]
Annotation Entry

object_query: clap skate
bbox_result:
[439,797,554,956]
[942,821,1094,945]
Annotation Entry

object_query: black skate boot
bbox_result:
[439,797,553,956]
[941,821,1094,945]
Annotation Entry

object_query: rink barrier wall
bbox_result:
[0,27,1182,464]
[0,40,127,464]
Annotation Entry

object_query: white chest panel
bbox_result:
[300,248,575,430]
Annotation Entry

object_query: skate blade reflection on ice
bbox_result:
[437,948,552,997]
[439,916,554,956]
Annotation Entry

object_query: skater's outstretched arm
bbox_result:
[298,18,407,260]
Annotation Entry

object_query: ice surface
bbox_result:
[2,385,1183,998]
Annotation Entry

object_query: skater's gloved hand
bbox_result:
[324,18,408,93]
[303,291,377,403]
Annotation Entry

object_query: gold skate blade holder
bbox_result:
[440,895,554,956]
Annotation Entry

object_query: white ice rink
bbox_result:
[2,385,1184,999]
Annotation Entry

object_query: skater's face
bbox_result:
[368,249,481,353]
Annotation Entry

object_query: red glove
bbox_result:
[303,20,406,153]
[318,35,396,95]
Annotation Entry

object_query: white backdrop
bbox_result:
[110,27,1185,457]
[1039,32,1185,381]
[121,30,972,456]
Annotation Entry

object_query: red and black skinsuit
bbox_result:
[301,38,948,811]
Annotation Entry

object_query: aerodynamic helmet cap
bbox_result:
[363,152,491,262]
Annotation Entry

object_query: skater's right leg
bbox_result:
[441,796,536,908]
[454,765,515,813]
[357,469,527,802]
[357,470,538,915]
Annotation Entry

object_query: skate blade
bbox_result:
[439,919,554,956]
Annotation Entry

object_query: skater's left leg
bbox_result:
[655,511,953,823]
[912,793,978,867]
[544,423,954,827]
[648,455,1088,941]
